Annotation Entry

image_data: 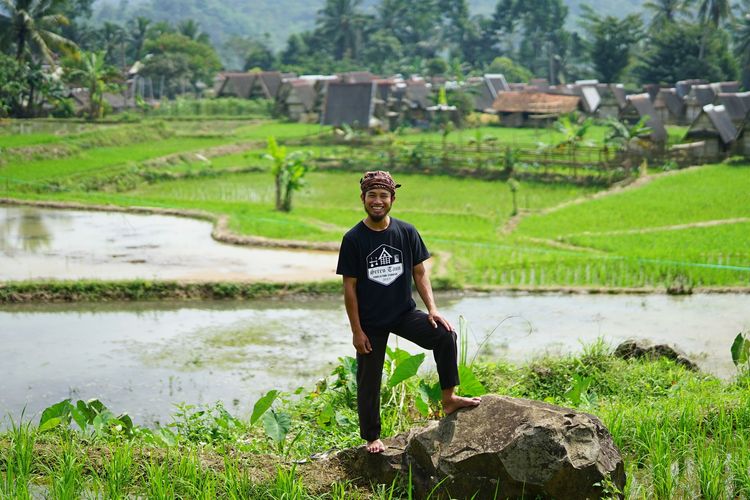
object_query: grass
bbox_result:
[1,118,747,290]
[2,342,750,498]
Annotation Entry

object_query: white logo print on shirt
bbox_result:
[366,244,403,285]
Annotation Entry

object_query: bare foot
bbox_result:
[365,439,386,453]
[443,395,481,415]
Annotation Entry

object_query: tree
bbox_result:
[636,21,737,83]
[127,16,151,62]
[580,6,643,82]
[695,0,733,59]
[644,0,689,29]
[98,21,126,67]
[140,33,222,97]
[316,0,370,60]
[603,116,653,153]
[516,0,570,83]
[177,19,210,45]
[486,56,532,82]
[732,3,750,88]
[264,136,312,213]
[63,50,122,119]
[0,0,77,62]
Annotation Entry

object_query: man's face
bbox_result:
[361,188,394,222]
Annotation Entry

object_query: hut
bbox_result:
[321,81,377,129]
[653,88,687,125]
[214,71,283,100]
[491,91,580,127]
[620,93,667,144]
[276,79,318,122]
[684,104,737,156]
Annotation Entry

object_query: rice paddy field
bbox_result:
[1,117,747,290]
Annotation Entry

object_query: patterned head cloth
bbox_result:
[360,170,401,195]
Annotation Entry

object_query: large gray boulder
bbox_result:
[337,395,625,499]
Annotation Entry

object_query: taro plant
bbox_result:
[250,389,296,456]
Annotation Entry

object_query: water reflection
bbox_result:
[0,205,337,281]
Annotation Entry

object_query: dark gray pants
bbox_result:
[357,309,460,441]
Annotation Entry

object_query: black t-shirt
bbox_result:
[336,217,430,329]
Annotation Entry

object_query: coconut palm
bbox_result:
[127,16,151,61]
[316,0,368,60]
[65,51,122,120]
[177,19,210,44]
[644,0,689,28]
[696,0,733,26]
[0,0,77,62]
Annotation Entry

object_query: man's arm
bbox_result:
[343,276,372,354]
[413,262,453,331]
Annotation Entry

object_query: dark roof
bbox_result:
[404,81,432,109]
[717,81,740,93]
[287,80,317,111]
[654,88,686,118]
[676,79,706,98]
[716,92,749,123]
[642,84,661,101]
[529,78,549,90]
[621,93,667,143]
[321,82,376,128]
[492,91,580,114]
[686,104,738,144]
[687,85,716,107]
[578,85,601,113]
[473,79,497,112]
[254,71,283,99]
[217,73,257,99]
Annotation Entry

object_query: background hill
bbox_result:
[93,0,647,52]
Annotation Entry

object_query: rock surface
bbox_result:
[337,395,625,499]
[614,339,699,371]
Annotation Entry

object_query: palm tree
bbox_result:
[693,0,733,58]
[65,51,122,120]
[0,0,77,62]
[732,2,750,88]
[177,19,210,44]
[316,0,367,60]
[99,21,126,67]
[127,16,151,61]
[644,0,689,29]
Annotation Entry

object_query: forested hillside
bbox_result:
[93,0,646,52]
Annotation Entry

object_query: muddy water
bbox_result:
[0,206,337,281]
[1,293,748,425]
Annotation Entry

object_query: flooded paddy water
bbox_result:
[1,204,749,426]
[2,293,748,426]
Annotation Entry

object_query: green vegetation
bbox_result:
[3,338,750,498]
[1,119,748,290]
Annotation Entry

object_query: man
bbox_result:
[336,170,480,454]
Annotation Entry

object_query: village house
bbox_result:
[276,79,318,122]
[471,74,510,113]
[685,104,738,157]
[716,92,750,126]
[685,84,717,123]
[214,71,283,100]
[596,84,628,119]
[491,91,580,127]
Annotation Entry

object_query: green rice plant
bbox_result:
[143,459,175,500]
[221,457,254,500]
[729,434,750,497]
[643,428,679,499]
[267,465,306,499]
[103,444,133,499]
[1,417,35,500]
[47,438,84,500]
[694,440,728,500]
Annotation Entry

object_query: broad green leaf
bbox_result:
[38,416,63,433]
[70,406,88,432]
[316,403,334,428]
[419,380,442,404]
[251,390,279,425]
[156,427,177,447]
[731,333,750,366]
[87,399,106,415]
[262,410,291,444]
[386,346,411,365]
[387,353,425,387]
[334,411,353,427]
[40,399,72,429]
[565,374,592,405]
[415,394,430,417]
[457,365,486,397]
[76,400,96,423]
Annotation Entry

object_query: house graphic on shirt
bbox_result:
[366,244,404,285]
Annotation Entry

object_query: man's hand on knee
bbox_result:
[353,330,372,354]
[427,309,453,331]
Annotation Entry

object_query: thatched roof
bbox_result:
[492,91,580,114]
[404,81,432,109]
[216,73,257,99]
[321,82,376,128]
[716,92,750,124]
